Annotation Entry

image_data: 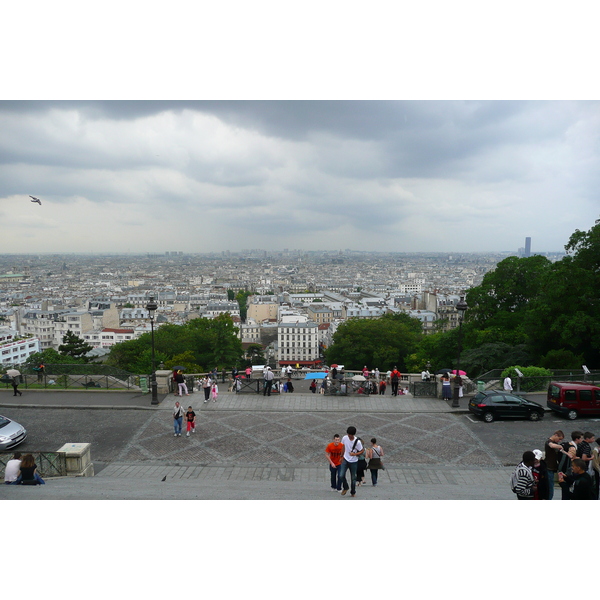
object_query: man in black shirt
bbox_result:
[558,458,595,500]
[544,430,566,500]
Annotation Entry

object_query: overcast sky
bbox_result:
[0,100,598,255]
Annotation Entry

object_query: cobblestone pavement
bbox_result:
[114,410,502,467]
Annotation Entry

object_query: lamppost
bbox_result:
[146,295,159,406]
[452,296,468,408]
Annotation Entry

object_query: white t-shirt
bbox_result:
[4,458,21,482]
[341,435,363,463]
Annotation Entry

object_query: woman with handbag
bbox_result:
[366,438,384,486]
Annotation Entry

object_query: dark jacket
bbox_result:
[560,471,595,500]
[532,460,550,500]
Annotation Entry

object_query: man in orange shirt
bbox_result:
[325,434,345,491]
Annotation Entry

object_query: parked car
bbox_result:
[0,414,27,450]
[468,391,544,423]
[546,381,600,420]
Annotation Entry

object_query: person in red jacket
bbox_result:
[390,367,401,396]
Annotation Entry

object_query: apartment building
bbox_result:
[246,296,279,323]
[83,328,136,348]
[201,301,240,319]
[21,309,72,350]
[307,304,333,324]
[277,321,320,368]
[0,327,40,365]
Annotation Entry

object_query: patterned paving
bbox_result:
[115,410,502,467]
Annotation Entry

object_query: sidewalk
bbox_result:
[0,388,470,413]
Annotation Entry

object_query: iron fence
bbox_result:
[0,451,67,478]
[1,363,139,391]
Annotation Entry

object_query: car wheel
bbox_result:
[567,409,578,420]
[529,411,542,421]
[483,411,494,423]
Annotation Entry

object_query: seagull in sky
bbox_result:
[29,195,42,205]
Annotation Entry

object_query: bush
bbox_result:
[501,365,553,392]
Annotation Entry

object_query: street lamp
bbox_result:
[146,295,159,406]
[452,295,468,408]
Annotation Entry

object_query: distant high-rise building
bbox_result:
[525,237,531,257]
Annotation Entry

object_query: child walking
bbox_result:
[211,382,219,402]
[185,406,196,437]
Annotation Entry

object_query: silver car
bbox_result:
[0,415,27,451]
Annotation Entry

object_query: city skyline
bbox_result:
[1,101,598,255]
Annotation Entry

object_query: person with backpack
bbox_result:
[337,426,363,497]
[511,451,536,500]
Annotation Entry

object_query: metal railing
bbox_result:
[1,364,140,391]
[0,451,67,478]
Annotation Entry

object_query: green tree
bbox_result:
[460,342,531,378]
[25,348,85,368]
[325,313,422,371]
[466,255,551,333]
[58,331,93,361]
[227,289,235,301]
[235,290,252,321]
[165,351,202,373]
[106,315,243,373]
[523,219,600,366]
[245,343,265,365]
[538,349,584,370]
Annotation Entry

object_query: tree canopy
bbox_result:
[325,312,423,371]
[106,314,243,373]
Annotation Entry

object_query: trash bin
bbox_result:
[477,381,485,392]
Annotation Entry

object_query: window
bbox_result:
[579,390,593,402]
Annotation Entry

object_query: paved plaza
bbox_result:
[0,388,533,499]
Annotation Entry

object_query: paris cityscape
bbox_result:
[0,243,562,365]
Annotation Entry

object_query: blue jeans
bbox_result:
[174,417,183,435]
[329,464,342,489]
[337,460,358,494]
[11,473,45,485]
[371,468,379,486]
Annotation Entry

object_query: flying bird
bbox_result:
[29,196,42,205]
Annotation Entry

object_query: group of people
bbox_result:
[325,427,384,497]
[262,365,296,395]
[3,452,45,485]
[512,429,599,500]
